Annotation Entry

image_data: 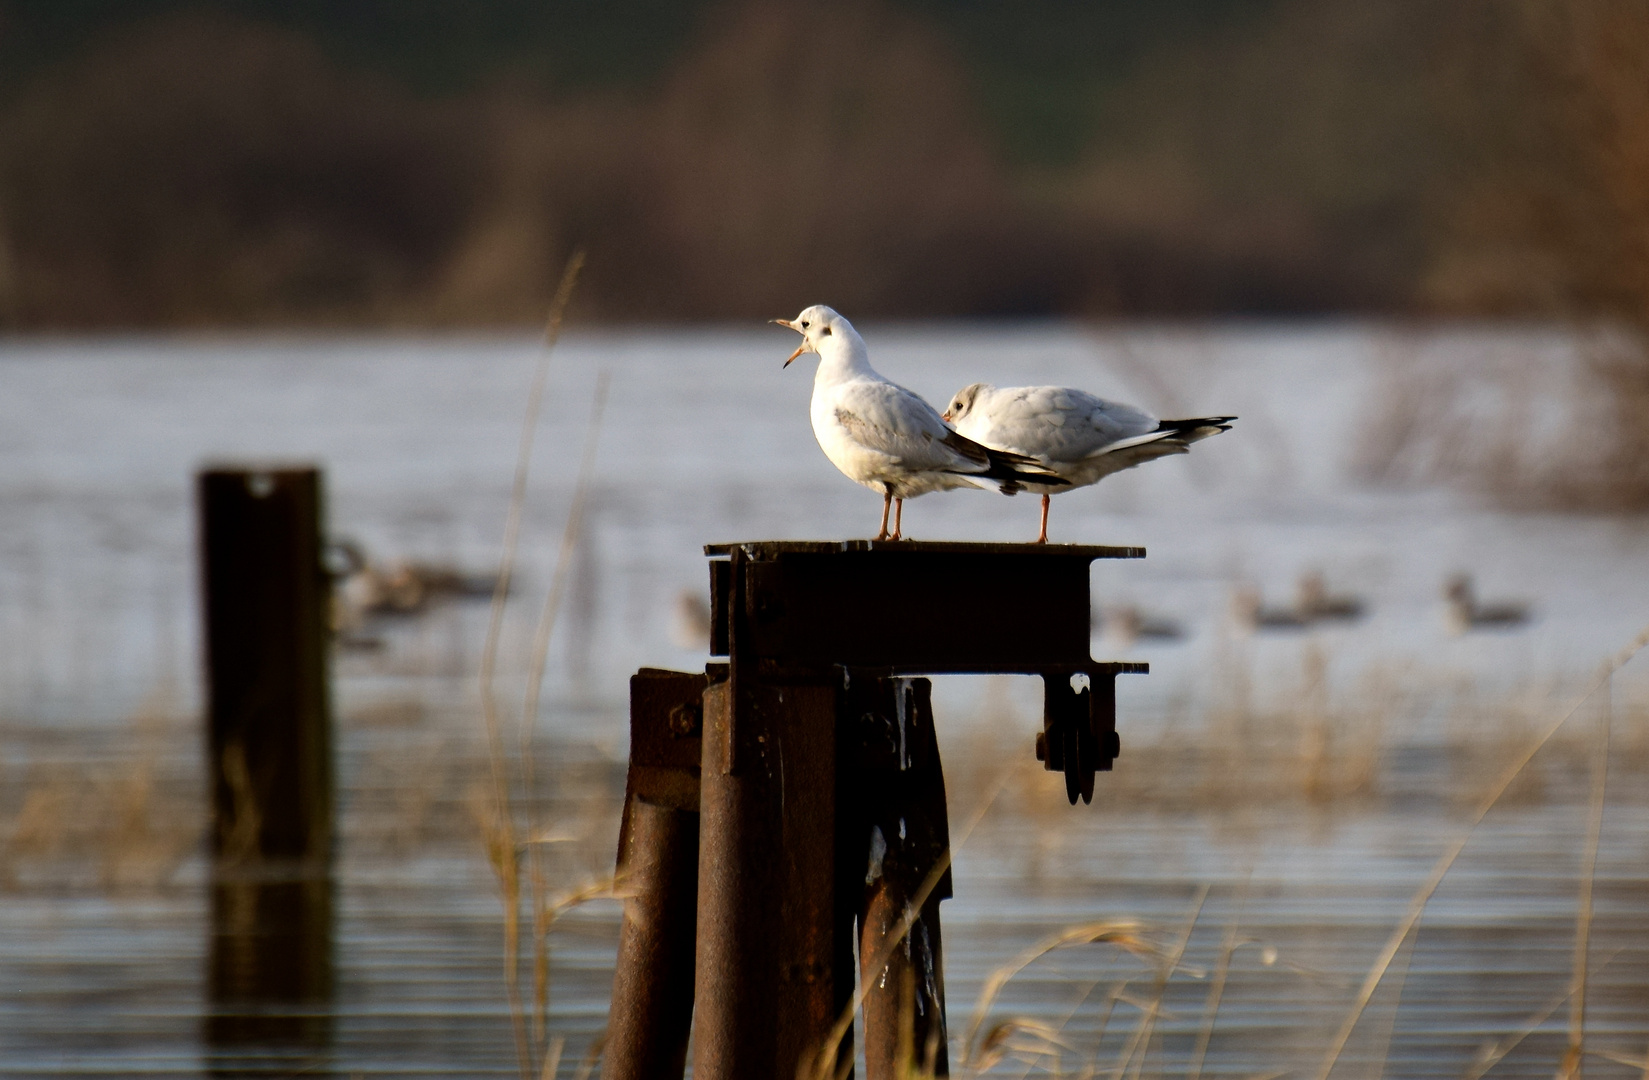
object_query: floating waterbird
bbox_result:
[1096,603,1185,648]
[1230,584,1309,633]
[1293,571,1366,622]
[1443,573,1530,634]
[942,383,1233,543]
[1229,571,1367,634]
[775,305,1063,540]
[328,539,496,629]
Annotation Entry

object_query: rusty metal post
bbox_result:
[198,467,334,861]
[595,542,1147,1079]
[604,670,706,1080]
[851,676,952,1079]
[693,672,848,1080]
[693,548,851,1080]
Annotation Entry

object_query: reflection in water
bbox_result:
[206,868,334,1074]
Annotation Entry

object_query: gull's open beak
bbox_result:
[771,317,806,367]
[940,410,952,423]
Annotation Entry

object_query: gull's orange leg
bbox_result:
[1035,494,1051,544]
[890,498,904,541]
[876,486,893,541]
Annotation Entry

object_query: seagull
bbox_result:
[943,383,1234,543]
[774,305,1064,541]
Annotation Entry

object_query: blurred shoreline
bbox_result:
[1,0,1633,330]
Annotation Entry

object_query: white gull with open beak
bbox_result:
[775,305,1063,541]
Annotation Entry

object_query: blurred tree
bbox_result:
[0,13,484,325]
[1416,1,1649,507]
[0,0,1596,327]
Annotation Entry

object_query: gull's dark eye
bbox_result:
[801,320,810,329]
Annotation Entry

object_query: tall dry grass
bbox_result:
[468,254,629,1079]
[926,622,1649,1080]
[4,621,1647,1075]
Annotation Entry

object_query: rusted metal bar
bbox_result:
[849,676,952,1079]
[706,541,1140,676]
[605,669,706,1080]
[198,467,333,862]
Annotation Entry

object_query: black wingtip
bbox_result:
[981,446,1068,491]
[1156,416,1236,442]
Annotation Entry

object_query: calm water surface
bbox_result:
[2,325,1647,1076]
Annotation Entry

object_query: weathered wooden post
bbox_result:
[197,466,335,1057]
[605,540,1145,1080]
[199,467,333,861]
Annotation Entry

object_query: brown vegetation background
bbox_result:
[0,0,1644,329]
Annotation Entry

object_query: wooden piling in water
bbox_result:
[198,466,334,863]
[198,467,336,1062]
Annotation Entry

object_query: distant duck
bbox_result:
[328,539,497,630]
[1294,571,1365,622]
[1096,604,1184,649]
[1443,573,1530,635]
[1230,585,1308,632]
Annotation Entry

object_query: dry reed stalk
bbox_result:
[1557,678,1613,1080]
[1313,621,1649,1080]
[1,772,74,881]
[956,918,1160,1071]
[1077,981,1132,1080]
[1116,885,1208,1080]
[217,740,261,864]
[1464,985,1571,1080]
[1298,644,1332,802]
[480,250,585,823]
[1361,923,1417,1080]
[1187,878,1251,1080]
[1462,950,1623,1080]
[529,872,617,1058]
[470,786,527,1074]
[1028,962,1174,1080]
[999,967,1132,1079]
[570,1032,606,1080]
[537,1035,565,1080]
[475,250,585,1080]
[969,1019,1077,1075]
[521,371,611,1046]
